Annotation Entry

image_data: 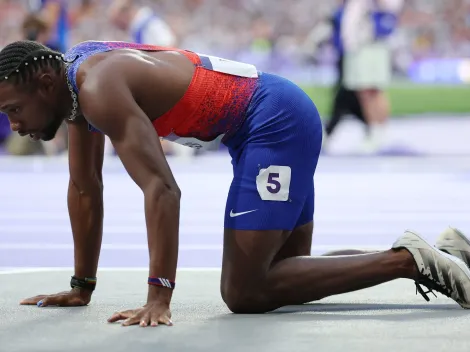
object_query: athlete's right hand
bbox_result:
[20,289,92,307]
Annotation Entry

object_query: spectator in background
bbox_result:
[69,0,96,27]
[23,11,49,43]
[27,0,69,53]
[305,2,368,152]
[341,0,403,153]
[108,0,176,47]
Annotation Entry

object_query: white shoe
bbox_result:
[436,227,470,267]
[393,230,470,308]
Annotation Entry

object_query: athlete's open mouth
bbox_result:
[29,133,40,141]
[18,131,40,141]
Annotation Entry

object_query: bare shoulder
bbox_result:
[77,53,151,137]
[78,54,143,116]
[80,52,149,92]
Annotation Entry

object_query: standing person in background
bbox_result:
[341,0,403,154]
[108,0,176,48]
[108,0,190,157]
[69,0,97,30]
[27,0,69,53]
[321,1,368,152]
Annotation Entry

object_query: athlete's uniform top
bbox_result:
[64,41,322,231]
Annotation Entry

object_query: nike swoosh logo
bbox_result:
[229,209,258,218]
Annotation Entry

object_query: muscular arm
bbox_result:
[78,58,181,304]
[67,117,105,281]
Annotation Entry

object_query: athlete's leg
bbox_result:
[221,225,417,313]
[272,188,378,262]
[221,138,415,314]
[272,221,377,260]
[271,188,314,263]
[221,73,418,313]
[322,249,379,255]
[273,223,378,261]
[222,167,413,313]
[271,223,312,263]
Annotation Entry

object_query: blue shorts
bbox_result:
[223,72,323,231]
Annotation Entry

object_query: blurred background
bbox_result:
[0,0,469,157]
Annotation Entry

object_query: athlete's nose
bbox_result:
[10,121,21,132]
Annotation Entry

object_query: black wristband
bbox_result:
[70,276,97,291]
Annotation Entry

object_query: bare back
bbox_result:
[64,40,258,147]
[76,49,196,121]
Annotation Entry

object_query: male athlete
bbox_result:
[1,40,470,328]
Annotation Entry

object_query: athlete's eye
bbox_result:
[0,106,18,115]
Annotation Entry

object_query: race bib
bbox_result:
[198,54,258,78]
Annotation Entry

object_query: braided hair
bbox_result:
[0,40,66,86]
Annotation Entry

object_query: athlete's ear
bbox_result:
[36,73,55,97]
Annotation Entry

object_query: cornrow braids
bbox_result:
[0,40,68,86]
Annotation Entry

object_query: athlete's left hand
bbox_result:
[107,301,173,327]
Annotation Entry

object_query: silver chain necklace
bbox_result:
[65,65,78,121]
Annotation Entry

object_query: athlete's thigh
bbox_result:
[222,141,317,285]
[221,72,322,291]
[273,187,315,263]
[224,141,312,232]
[221,227,290,296]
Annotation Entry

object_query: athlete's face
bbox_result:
[0,76,65,141]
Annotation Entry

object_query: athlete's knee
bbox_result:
[221,275,270,314]
[221,285,268,314]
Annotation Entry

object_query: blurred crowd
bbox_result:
[0,0,469,156]
[1,0,469,69]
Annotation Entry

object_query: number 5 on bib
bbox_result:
[256,165,291,201]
